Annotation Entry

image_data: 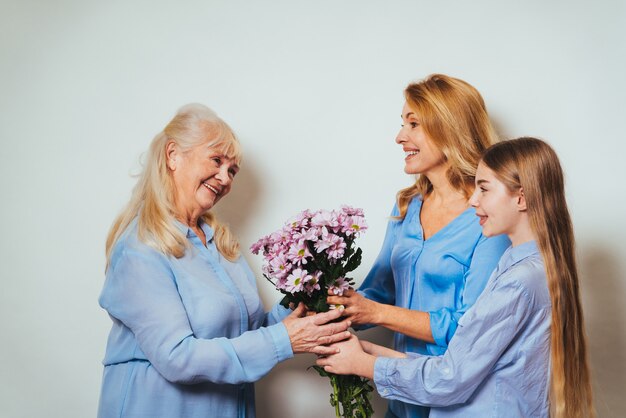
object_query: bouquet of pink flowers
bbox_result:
[251,206,374,418]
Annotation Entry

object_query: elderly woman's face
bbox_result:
[168,142,239,219]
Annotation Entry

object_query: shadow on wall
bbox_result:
[213,156,394,417]
[578,241,626,417]
[256,326,394,418]
[212,156,264,236]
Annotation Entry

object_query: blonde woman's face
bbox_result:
[395,102,446,176]
[169,142,239,219]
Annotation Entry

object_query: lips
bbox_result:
[476,214,488,226]
[202,182,220,195]
[404,149,420,160]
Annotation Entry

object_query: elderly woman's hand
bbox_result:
[326,288,381,326]
[282,303,352,356]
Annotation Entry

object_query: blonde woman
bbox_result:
[327,74,510,418]
[97,104,351,418]
[319,137,594,418]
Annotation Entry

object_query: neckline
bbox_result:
[413,197,474,242]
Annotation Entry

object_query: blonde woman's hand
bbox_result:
[326,289,381,326]
[282,303,352,356]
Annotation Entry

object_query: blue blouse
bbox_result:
[98,219,293,418]
[359,197,510,418]
[374,241,551,417]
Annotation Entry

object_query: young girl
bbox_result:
[318,137,594,418]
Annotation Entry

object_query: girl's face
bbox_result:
[469,162,524,240]
[395,102,447,176]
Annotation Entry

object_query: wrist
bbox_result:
[371,301,386,325]
[356,353,376,380]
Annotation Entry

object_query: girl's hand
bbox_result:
[316,334,375,379]
[327,289,381,326]
[360,339,407,358]
[282,303,352,356]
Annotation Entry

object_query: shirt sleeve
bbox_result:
[99,248,294,385]
[374,276,536,407]
[429,234,510,347]
[266,302,292,326]
[358,204,400,305]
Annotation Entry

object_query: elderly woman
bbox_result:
[97,104,351,418]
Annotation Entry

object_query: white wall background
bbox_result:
[1,1,625,417]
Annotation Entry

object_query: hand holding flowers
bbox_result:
[252,206,374,418]
[282,302,352,356]
[317,335,409,377]
[316,334,376,379]
[326,288,382,326]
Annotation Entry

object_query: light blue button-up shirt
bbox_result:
[374,240,551,418]
[359,197,510,418]
[98,218,293,418]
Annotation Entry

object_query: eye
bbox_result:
[410,122,419,128]
[228,168,238,178]
[212,157,222,166]
[480,187,487,193]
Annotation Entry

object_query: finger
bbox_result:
[326,296,346,305]
[316,330,351,345]
[343,288,355,297]
[317,320,351,341]
[324,330,351,345]
[313,306,343,325]
[313,345,341,356]
[292,302,306,317]
[316,356,331,366]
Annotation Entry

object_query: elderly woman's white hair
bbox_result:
[106,104,242,267]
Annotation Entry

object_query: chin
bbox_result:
[404,165,421,175]
[480,225,494,237]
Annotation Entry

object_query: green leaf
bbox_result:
[279,295,292,309]
[308,365,330,377]
[344,247,363,273]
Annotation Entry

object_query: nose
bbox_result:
[395,128,406,145]
[469,187,480,208]
[215,165,232,187]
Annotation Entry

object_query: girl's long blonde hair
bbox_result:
[397,74,498,219]
[105,104,242,267]
[482,137,594,418]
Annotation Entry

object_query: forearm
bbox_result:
[362,340,407,358]
[376,304,435,344]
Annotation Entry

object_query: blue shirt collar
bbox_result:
[173,218,215,242]
[496,239,539,273]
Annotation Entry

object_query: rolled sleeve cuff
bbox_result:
[373,357,395,398]
[429,310,457,348]
[267,303,291,326]
[267,322,294,363]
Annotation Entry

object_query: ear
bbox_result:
[516,187,527,212]
[165,141,178,171]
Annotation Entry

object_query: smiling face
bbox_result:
[167,141,239,222]
[469,162,526,240]
[395,102,447,176]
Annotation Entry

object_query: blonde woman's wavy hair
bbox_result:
[396,74,498,219]
[482,137,594,418]
[105,104,242,267]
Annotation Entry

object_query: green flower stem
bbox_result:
[332,375,341,418]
